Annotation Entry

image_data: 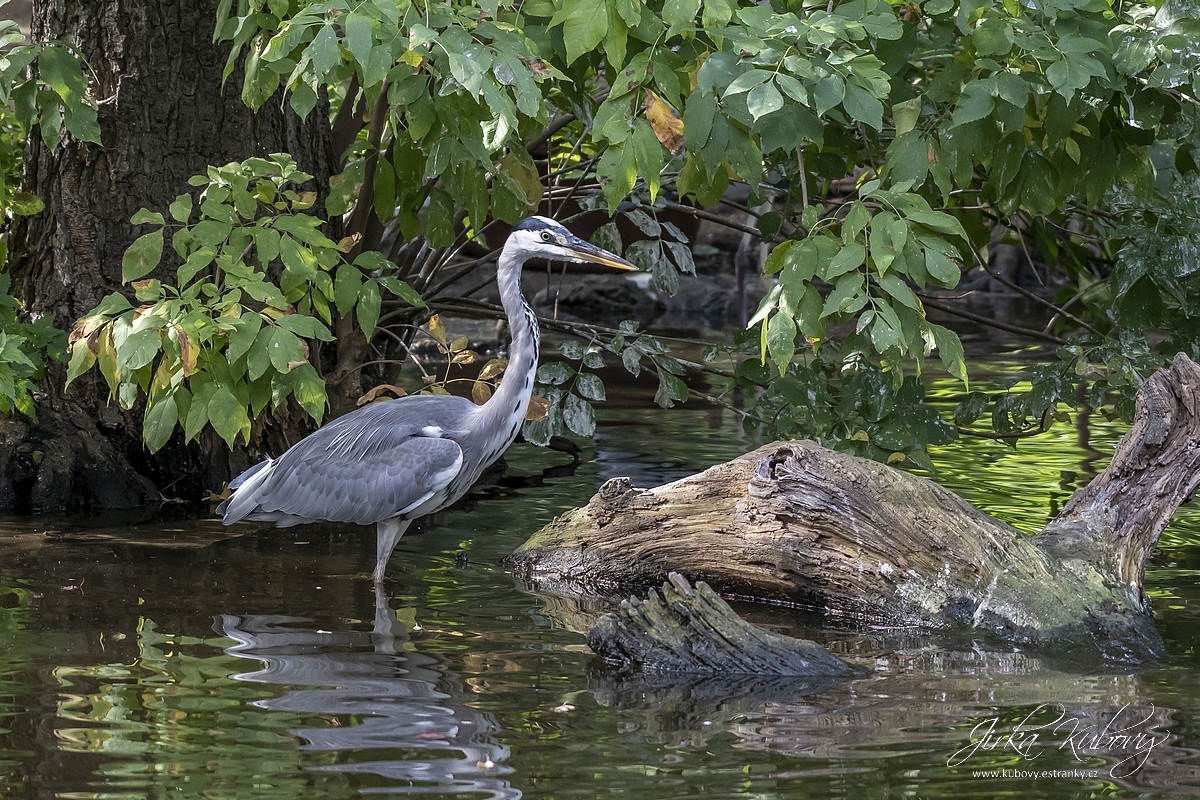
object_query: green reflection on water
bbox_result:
[0,386,1198,799]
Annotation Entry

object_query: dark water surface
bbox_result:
[2,402,1200,799]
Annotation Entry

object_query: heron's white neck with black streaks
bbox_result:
[477,240,540,447]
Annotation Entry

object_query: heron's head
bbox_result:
[509,216,637,271]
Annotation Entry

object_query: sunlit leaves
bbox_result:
[70,156,425,451]
[122,229,164,283]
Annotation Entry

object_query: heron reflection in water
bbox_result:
[216,590,521,798]
[219,217,635,584]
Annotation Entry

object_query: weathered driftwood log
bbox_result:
[588,573,864,677]
[512,354,1200,665]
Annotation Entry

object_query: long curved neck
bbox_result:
[479,242,539,437]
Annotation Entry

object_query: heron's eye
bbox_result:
[540,231,552,242]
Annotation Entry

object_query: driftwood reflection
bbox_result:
[215,591,520,798]
[588,648,1200,792]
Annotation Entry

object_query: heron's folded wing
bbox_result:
[247,434,464,525]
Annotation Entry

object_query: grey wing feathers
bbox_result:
[220,395,473,526]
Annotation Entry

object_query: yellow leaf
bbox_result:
[449,335,470,353]
[337,233,363,253]
[175,325,197,376]
[850,429,869,442]
[644,91,684,154]
[398,50,425,67]
[887,452,906,464]
[471,380,492,405]
[427,314,447,346]
[356,383,408,406]
[293,191,317,209]
[525,395,551,421]
[478,357,508,381]
[451,349,478,365]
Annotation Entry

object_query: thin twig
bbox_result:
[955,424,1047,440]
[918,294,1067,345]
[428,296,738,378]
[660,201,773,239]
[346,80,391,248]
[963,235,1104,338]
[797,147,809,209]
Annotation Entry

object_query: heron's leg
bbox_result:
[374,518,411,584]
[373,582,405,654]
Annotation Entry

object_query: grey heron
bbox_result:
[217,216,636,583]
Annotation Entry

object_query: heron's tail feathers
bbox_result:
[217,458,274,524]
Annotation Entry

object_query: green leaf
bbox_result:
[725,69,773,97]
[537,362,576,385]
[184,380,215,442]
[278,234,320,283]
[821,272,865,318]
[177,247,216,286]
[131,208,165,226]
[991,72,1028,108]
[892,98,921,135]
[285,362,327,424]
[208,384,249,447]
[356,279,381,339]
[663,0,701,38]
[879,273,920,309]
[653,369,688,408]
[344,12,374,77]
[65,340,96,388]
[954,391,989,426]
[813,74,845,116]
[562,392,596,437]
[597,142,638,213]
[972,17,1013,57]
[930,323,967,385]
[575,372,606,401]
[192,219,233,247]
[93,293,133,317]
[951,81,994,127]
[268,326,306,372]
[766,311,797,376]
[826,243,865,280]
[842,83,883,130]
[923,245,961,287]
[747,81,784,120]
[308,24,341,76]
[277,313,333,341]
[169,194,194,223]
[227,313,262,364]
[905,209,967,239]
[334,263,362,316]
[776,74,808,106]
[886,131,929,187]
[552,0,609,64]
[9,192,44,216]
[143,393,178,453]
[122,229,164,283]
[631,120,664,202]
[246,326,274,381]
[377,276,426,308]
[116,328,161,371]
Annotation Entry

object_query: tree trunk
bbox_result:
[510,353,1200,666]
[1,0,338,512]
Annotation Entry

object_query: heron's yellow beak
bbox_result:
[561,235,638,271]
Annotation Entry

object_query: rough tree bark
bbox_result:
[511,353,1200,666]
[0,0,338,512]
